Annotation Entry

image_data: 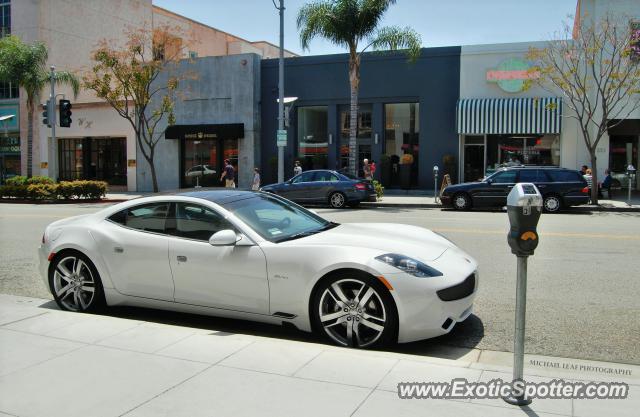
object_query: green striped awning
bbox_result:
[457,97,562,135]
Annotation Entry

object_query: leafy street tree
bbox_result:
[297,0,421,176]
[527,15,640,204]
[0,35,80,177]
[84,26,186,192]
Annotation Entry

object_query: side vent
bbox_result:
[273,312,297,319]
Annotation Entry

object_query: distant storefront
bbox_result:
[261,48,460,189]
[0,101,20,184]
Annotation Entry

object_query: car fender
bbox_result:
[47,227,116,291]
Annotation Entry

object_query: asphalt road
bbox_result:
[1,202,639,364]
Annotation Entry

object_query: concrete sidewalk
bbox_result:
[0,294,637,417]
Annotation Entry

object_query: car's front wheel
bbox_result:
[452,192,472,210]
[311,272,398,348]
[49,251,105,312]
[328,192,346,208]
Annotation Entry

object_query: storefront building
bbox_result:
[261,48,461,189]
[137,54,261,191]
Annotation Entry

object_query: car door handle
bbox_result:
[176,255,187,263]
[507,185,514,188]
[538,184,546,188]
[114,247,124,253]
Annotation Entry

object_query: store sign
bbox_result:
[0,104,19,131]
[486,57,539,93]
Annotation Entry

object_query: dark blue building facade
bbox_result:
[261,47,461,188]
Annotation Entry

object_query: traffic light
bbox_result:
[41,100,51,127]
[59,99,72,127]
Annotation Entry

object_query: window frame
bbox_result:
[106,201,172,236]
[167,202,236,243]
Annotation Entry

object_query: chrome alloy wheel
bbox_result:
[52,256,96,311]
[329,192,345,208]
[318,278,386,348]
[544,195,561,212]
[453,194,469,210]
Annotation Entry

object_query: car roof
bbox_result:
[496,166,573,171]
[177,190,258,205]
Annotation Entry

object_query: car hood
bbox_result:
[284,223,454,261]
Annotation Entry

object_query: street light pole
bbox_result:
[277,0,285,183]
[49,66,56,180]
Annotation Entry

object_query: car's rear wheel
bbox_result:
[543,194,562,213]
[329,192,346,208]
[311,272,398,348]
[452,192,472,210]
[49,251,105,312]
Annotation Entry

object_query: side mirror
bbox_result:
[209,229,239,246]
[486,178,493,184]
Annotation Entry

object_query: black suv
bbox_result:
[441,167,590,212]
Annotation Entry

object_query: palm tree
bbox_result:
[297,0,421,176]
[0,35,79,177]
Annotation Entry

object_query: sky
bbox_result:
[152,0,577,56]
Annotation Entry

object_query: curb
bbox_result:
[362,202,640,212]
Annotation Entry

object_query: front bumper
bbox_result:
[382,248,478,343]
[440,195,452,206]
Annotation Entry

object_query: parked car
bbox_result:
[185,164,217,186]
[39,190,478,348]
[260,169,377,208]
[440,166,590,213]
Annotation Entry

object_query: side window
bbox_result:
[314,171,337,182]
[169,203,233,241]
[108,202,170,234]
[518,170,541,183]
[292,171,315,183]
[492,170,517,183]
[548,170,583,182]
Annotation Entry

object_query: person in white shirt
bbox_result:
[293,161,302,176]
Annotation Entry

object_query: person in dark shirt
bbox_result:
[599,169,613,198]
[220,159,235,188]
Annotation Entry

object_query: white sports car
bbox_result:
[39,191,478,348]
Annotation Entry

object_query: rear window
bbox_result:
[547,170,584,182]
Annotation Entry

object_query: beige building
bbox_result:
[3,0,293,190]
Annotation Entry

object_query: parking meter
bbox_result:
[627,165,636,206]
[503,183,542,407]
[507,183,542,256]
[433,165,439,202]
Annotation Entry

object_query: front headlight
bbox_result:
[375,253,443,277]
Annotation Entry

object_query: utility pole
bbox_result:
[49,65,56,179]
[276,0,285,183]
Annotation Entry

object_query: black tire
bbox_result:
[452,192,472,210]
[49,250,106,313]
[328,192,346,208]
[310,271,398,349]
[543,194,563,213]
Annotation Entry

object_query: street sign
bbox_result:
[277,129,287,147]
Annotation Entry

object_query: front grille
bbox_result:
[437,273,476,301]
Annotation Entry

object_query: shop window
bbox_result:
[339,104,372,174]
[297,106,328,171]
[383,103,419,188]
[0,81,18,99]
[486,135,559,173]
[0,1,10,37]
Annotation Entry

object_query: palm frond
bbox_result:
[367,26,422,62]
[51,71,81,99]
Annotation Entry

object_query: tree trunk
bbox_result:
[590,152,598,205]
[26,101,34,178]
[149,161,159,193]
[348,50,360,177]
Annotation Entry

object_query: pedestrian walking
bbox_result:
[294,160,302,176]
[583,168,593,190]
[370,159,377,177]
[252,167,261,190]
[220,159,236,188]
[362,158,372,180]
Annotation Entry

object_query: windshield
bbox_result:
[222,193,338,243]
